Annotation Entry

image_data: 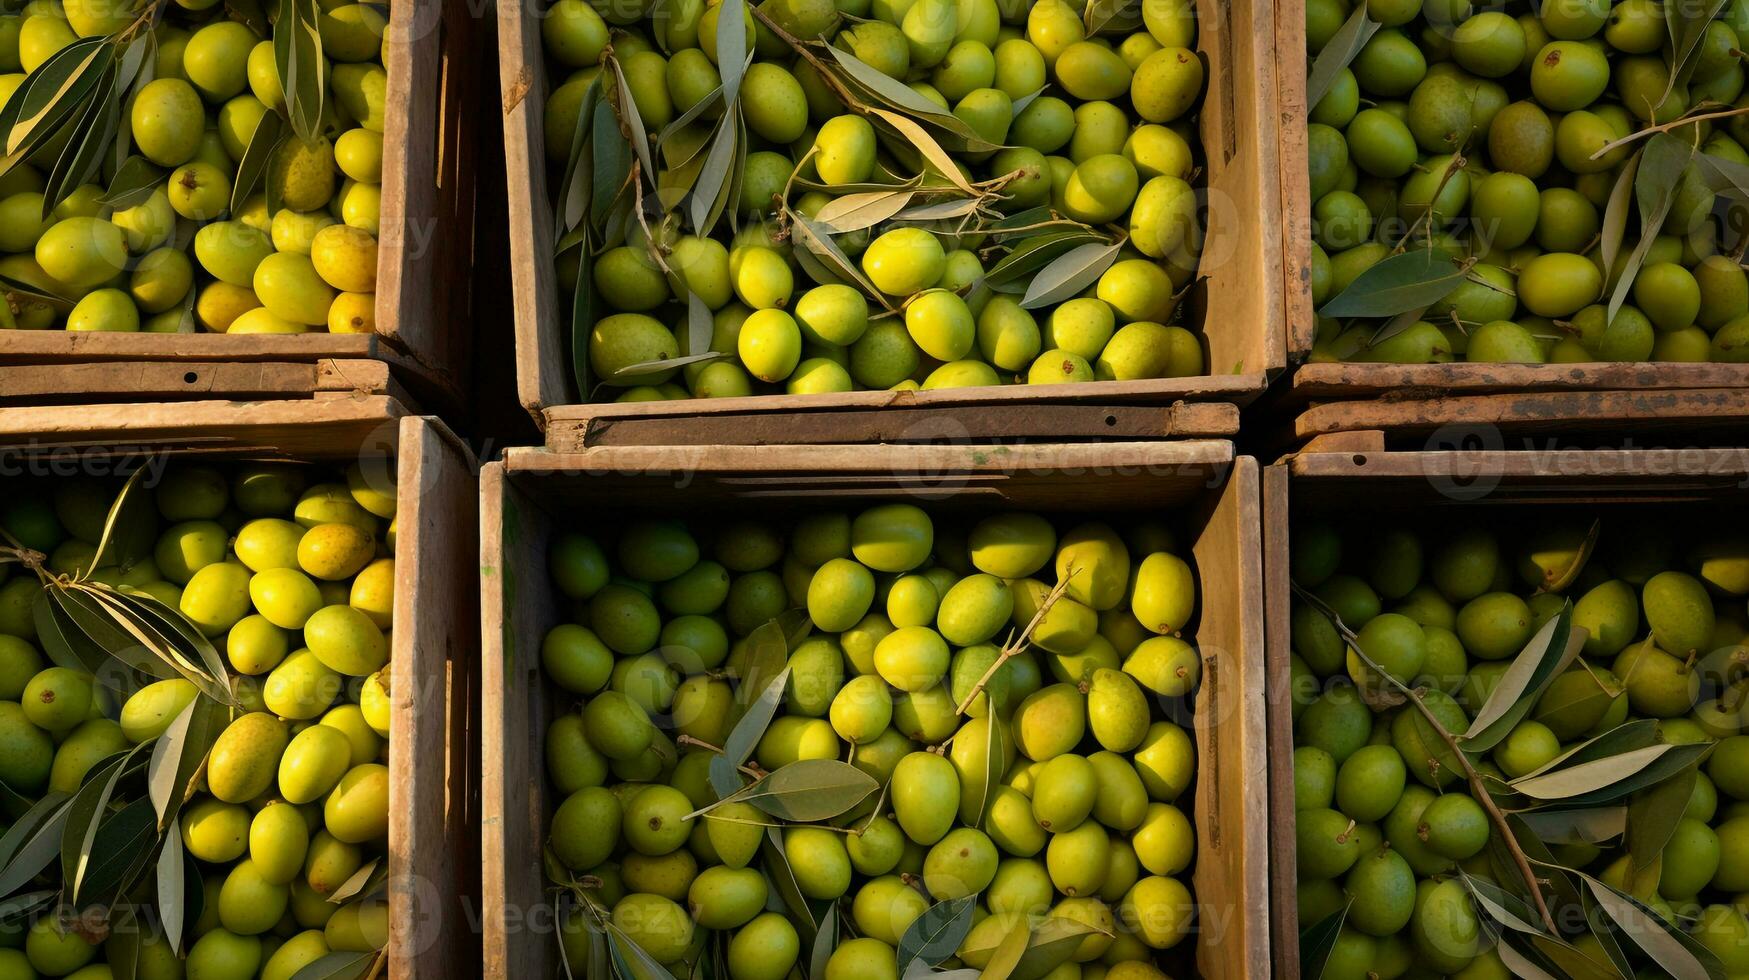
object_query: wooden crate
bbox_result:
[0,0,481,411]
[0,358,412,406]
[480,441,1269,979]
[1261,447,1749,978]
[1274,0,1749,430]
[0,404,479,980]
[498,0,1286,439]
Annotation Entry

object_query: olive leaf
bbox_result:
[3,37,111,161]
[328,857,386,904]
[869,108,979,196]
[49,586,181,687]
[1515,806,1627,845]
[788,210,892,307]
[814,190,914,233]
[823,46,999,153]
[1318,249,1469,318]
[590,94,632,234]
[0,791,72,895]
[42,62,118,219]
[147,695,221,826]
[968,714,1006,828]
[608,56,654,182]
[89,465,155,576]
[689,112,740,236]
[897,198,982,222]
[288,950,381,980]
[1305,4,1379,109]
[1083,0,1142,36]
[708,758,878,822]
[1461,871,1546,936]
[1609,132,1695,325]
[60,744,146,897]
[1662,0,1730,100]
[1580,873,1721,980]
[976,918,1031,980]
[0,890,54,925]
[1697,150,1749,201]
[1014,916,1114,977]
[760,827,819,946]
[1021,241,1123,309]
[570,229,596,400]
[710,665,791,799]
[985,230,1108,290]
[274,0,326,142]
[232,110,287,216]
[1510,741,1712,804]
[100,154,164,209]
[897,895,977,972]
[72,796,157,910]
[716,0,748,102]
[1459,604,1580,753]
[1299,902,1352,979]
[553,72,600,233]
[1624,764,1697,880]
[809,901,839,980]
[1599,151,1640,281]
[1579,886,1636,978]
[157,821,186,952]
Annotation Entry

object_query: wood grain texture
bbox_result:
[1289,362,1749,403]
[1277,0,1315,362]
[0,334,378,362]
[0,360,399,403]
[497,0,567,425]
[551,401,1240,448]
[1260,462,1300,980]
[480,461,563,980]
[481,443,1269,978]
[503,0,1284,427]
[1295,388,1749,441]
[390,416,481,980]
[1188,456,1272,980]
[0,397,407,458]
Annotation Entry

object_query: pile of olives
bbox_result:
[0,3,389,334]
[541,0,1213,399]
[1291,516,1749,976]
[540,505,1206,978]
[0,460,399,976]
[1304,0,1749,363]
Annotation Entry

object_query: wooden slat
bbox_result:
[0,359,399,403]
[390,416,481,980]
[0,333,377,363]
[0,396,407,458]
[480,462,562,980]
[1189,456,1272,980]
[481,442,1269,979]
[1288,361,1749,404]
[1277,0,1315,362]
[1260,463,1300,980]
[1295,388,1749,442]
[554,401,1239,448]
[503,0,1284,430]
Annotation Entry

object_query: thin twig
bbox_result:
[1588,103,1749,159]
[1293,582,1560,935]
[954,572,1077,716]
[675,734,766,779]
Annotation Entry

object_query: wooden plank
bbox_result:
[498,0,567,426]
[1260,463,1300,980]
[503,0,1284,426]
[1288,362,1749,403]
[480,462,563,980]
[481,442,1268,977]
[1288,447,1749,489]
[1296,429,1384,455]
[1189,456,1272,980]
[1277,0,1315,362]
[1295,388,1749,441]
[555,402,1239,448]
[0,359,397,403]
[0,333,377,363]
[0,396,407,459]
[390,416,481,980]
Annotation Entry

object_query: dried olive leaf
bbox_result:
[814,190,914,233]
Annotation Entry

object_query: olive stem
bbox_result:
[674,734,766,779]
[953,571,1078,717]
[1589,103,1749,160]
[1292,582,1561,935]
